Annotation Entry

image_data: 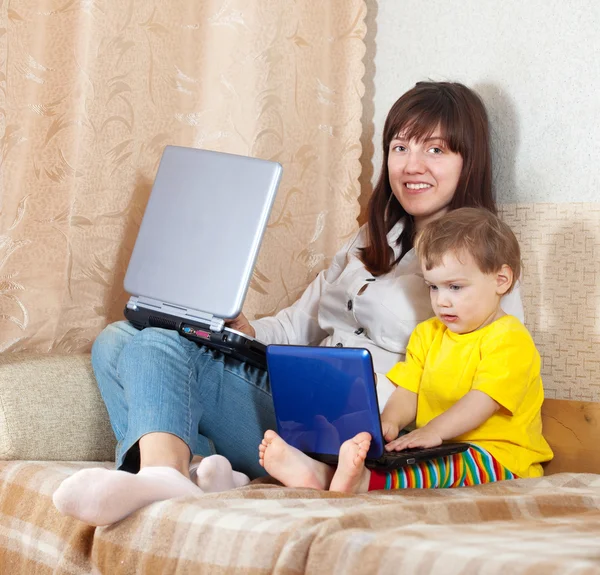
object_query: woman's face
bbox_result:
[387,129,463,230]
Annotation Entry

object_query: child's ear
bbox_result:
[495,264,513,295]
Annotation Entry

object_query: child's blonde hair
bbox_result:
[414,207,521,293]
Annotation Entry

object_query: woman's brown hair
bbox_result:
[360,81,496,275]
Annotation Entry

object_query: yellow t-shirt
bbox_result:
[386,315,553,478]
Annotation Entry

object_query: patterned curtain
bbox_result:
[0,1,366,352]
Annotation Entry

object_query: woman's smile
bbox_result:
[404,182,433,191]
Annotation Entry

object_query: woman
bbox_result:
[53,81,523,526]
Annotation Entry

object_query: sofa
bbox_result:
[1,352,600,574]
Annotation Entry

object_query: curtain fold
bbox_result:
[0,1,366,352]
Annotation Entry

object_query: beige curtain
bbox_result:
[0,1,366,352]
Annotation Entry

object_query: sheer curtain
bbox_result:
[0,1,366,352]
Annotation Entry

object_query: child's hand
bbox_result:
[385,426,442,451]
[381,421,400,442]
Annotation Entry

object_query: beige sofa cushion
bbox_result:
[0,354,115,461]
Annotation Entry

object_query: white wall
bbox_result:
[367,0,600,204]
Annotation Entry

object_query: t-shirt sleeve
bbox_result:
[471,326,540,415]
[385,321,432,393]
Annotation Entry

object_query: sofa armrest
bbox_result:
[0,354,116,461]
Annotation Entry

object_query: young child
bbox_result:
[257,207,553,493]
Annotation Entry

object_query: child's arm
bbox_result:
[386,390,499,451]
[381,320,435,442]
[380,382,418,442]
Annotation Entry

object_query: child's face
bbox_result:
[422,251,511,334]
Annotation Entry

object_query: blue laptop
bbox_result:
[266,345,468,470]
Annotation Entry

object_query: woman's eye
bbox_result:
[391,144,406,152]
[428,147,443,154]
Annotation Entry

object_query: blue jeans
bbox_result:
[91,321,276,479]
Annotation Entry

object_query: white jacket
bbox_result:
[252,220,524,386]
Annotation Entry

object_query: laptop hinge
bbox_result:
[126,296,225,332]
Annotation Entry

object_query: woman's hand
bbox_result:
[384,426,442,452]
[381,421,400,442]
[225,313,256,338]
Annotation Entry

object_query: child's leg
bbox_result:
[368,445,516,490]
[259,430,336,489]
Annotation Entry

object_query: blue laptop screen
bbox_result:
[266,345,385,459]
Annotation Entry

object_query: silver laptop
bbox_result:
[123,145,282,368]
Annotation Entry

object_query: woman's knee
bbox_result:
[91,321,138,377]
[117,326,199,375]
[124,325,193,354]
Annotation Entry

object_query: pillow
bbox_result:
[0,354,115,461]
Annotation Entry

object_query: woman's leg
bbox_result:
[93,321,283,479]
[94,323,277,479]
[91,321,138,460]
[188,349,279,479]
[56,323,207,525]
[92,322,207,476]
[55,323,284,525]
[107,326,209,475]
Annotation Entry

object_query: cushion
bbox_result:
[0,354,115,461]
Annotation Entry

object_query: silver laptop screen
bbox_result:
[124,146,282,319]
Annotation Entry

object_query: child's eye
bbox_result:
[449,284,462,291]
[428,285,438,291]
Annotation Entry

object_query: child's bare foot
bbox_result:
[258,430,334,489]
[329,432,372,494]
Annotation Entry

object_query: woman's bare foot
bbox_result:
[329,432,372,494]
[258,430,334,489]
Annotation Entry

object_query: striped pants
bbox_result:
[368,444,516,490]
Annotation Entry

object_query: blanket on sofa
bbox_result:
[1,462,600,574]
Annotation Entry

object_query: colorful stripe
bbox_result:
[368,444,516,490]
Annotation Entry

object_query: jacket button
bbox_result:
[354,327,364,335]
[335,342,343,347]
[347,300,353,310]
